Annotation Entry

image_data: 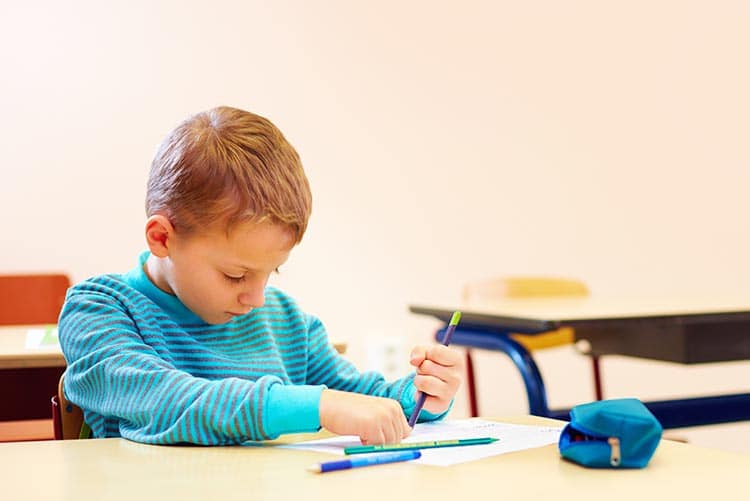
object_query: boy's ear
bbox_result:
[145,215,175,258]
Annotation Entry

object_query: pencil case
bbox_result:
[558,398,662,468]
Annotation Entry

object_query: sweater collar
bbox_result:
[122,251,206,325]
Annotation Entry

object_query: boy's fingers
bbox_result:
[414,374,450,400]
[424,345,462,367]
[400,417,411,439]
[416,359,461,386]
[409,346,428,366]
[362,429,385,446]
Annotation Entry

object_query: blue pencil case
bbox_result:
[558,398,662,468]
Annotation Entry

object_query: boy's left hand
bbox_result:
[409,344,463,415]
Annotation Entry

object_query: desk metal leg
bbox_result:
[437,327,551,417]
[591,355,604,401]
[464,350,480,417]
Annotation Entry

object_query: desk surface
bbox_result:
[410,296,750,364]
[412,299,750,428]
[0,325,347,369]
[1,416,748,501]
[0,325,65,369]
[411,295,750,330]
[411,296,750,364]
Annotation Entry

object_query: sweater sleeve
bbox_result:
[303,314,451,423]
[59,288,324,444]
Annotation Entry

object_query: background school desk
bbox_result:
[0,325,347,367]
[2,416,748,501]
[0,325,66,370]
[0,324,347,440]
[0,325,66,440]
[410,296,750,429]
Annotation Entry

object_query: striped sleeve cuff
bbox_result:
[264,383,326,437]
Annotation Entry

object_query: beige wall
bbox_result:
[1,2,748,451]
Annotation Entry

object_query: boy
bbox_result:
[59,106,463,445]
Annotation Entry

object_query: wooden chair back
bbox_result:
[0,274,71,326]
[462,276,589,350]
[51,373,87,440]
[463,276,589,300]
[460,276,594,417]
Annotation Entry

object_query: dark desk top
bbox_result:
[410,297,750,363]
[410,296,750,329]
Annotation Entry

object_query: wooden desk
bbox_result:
[0,324,345,424]
[410,297,750,428]
[0,326,65,429]
[1,416,747,501]
[0,325,346,366]
[0,325,65,370]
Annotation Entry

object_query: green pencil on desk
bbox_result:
[345,437,498,455]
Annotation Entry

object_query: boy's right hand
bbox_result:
[319,389,411,445]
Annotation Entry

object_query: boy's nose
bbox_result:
[238,288,265,309]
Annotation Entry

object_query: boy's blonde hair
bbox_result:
[146,106,311,242]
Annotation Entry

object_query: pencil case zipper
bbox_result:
[564,424,621,467]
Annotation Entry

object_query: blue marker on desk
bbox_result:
[308,450,421,473]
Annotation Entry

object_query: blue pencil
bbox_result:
[408,311,461,427]
[308,450,421,473]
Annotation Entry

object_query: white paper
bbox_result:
[280,418,562,466]
[24,327,60,349]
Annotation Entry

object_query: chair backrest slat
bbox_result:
[55,374,86,440]
[0,274,71,326]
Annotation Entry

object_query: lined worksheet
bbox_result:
[280,419,563,466]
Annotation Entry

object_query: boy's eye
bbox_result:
[223,274,246,284]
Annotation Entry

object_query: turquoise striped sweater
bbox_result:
[59,252,444,445]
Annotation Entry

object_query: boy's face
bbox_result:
[149,220,295,325]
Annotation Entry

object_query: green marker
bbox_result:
[344,436,497,455]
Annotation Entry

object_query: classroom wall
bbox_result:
[2,2,748,451]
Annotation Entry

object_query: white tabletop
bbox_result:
[0,325,65,369]
[411,294,750,324]
[0,325,347,369]
[1,415,747,501]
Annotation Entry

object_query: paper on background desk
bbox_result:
[281,418,562,466]
[24,326,60,349]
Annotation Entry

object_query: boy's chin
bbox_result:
[199,311,239,325]
[191,308,250,325]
